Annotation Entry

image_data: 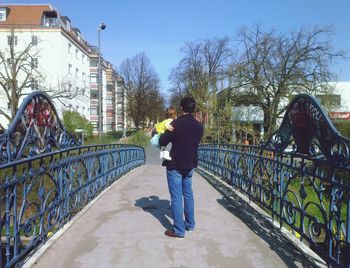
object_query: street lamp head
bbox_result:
[99,23,107,30]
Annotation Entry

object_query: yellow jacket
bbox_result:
[155,118,173,134]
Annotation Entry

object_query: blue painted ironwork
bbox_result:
[0,91,146,267]
[0,91,79,164]
[0,144,145,267]
[198,94,350,268]
[265,94,350,165]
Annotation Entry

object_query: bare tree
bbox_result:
[231,25,346,137]
[168,65,191,110]
[0,29,88,129]
[148,89,165,123]
[46,75,88,108]
[0,29,44,126]
[169,37,232,136]
[119,52,164,129]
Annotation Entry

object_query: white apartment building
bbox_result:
[0,4,90,127]
[116,76,127,131]
[88,45,107,134]
[328,82,350,119]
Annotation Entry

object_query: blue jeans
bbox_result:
[166,169,195,237]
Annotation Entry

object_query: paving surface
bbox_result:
[27,146,322,268]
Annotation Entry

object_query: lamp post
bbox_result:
[97,23,106,139]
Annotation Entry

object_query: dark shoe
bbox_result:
[185,227,194,232]
[164,230,184,240]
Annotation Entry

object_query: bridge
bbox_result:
[23,146,323,268]
[1,92,349,267]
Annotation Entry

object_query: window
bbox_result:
[76,86,79,93]
[82,54,85,63]
[0,8,6,21]
[75,49,79,59]
[76,105,79,111]
[3,79,16,89]
[90,74,97,83]
[90,92,98,99]
[7,35,17,46]
[68,64,72,74]
[68,84,72,93]
[106,85,114,92]
[31,79,38,90]
[68,43,72,53]
[31,58,38,68]
[66,20,71,30]
[32,35,38,46]
[106,98,113,105]
[76,68,79,78]
[82,72,85,80]
[6,58,12,67]
[90,59,98,67]
[90,107,98,115]
[107,111,113,117]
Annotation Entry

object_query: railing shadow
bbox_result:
[197,169,324,268]
[134,196,173,230]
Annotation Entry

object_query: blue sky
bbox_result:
[3,0,350,92]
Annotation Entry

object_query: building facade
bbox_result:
[0,4,126,134]
[0,4,90,127]
[88,46,125,134]
[116,75,126,131]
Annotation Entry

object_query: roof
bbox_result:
[0,4,53,26]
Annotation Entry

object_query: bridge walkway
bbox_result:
[25,146,322,268]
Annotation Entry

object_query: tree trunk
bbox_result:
[11,93,19,120]
[263,108,271,139]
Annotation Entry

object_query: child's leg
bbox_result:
[163,142,172,152]
[160,142,172,160]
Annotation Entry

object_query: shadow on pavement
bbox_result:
[196,169,323,268]
[134,196,173,230]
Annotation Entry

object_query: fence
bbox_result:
[198,94,350,268]
[0,92,145,267]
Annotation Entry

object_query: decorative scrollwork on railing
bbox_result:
[0,91,79,164]
[198,143,350,268]
[198,94,350,267]
[0,144,145,268]
[265,94,350,166]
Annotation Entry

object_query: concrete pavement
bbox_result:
[26,146,323,268]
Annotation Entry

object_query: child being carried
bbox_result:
[150,107,177,161]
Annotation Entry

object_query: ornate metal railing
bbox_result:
[198,94,350,268]
[0,91,79,164]
[0,92,146,267]
[0,144,145,267]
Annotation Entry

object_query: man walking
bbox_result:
[159,97,204,239]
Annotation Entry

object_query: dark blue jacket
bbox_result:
[159,113,204,170]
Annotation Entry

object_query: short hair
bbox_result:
[180,97,196,113]
[165,107,177,119]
